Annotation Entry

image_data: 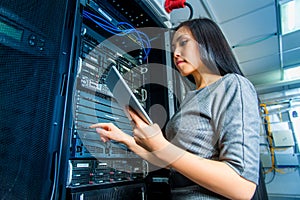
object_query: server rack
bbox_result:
[64,0,174,199]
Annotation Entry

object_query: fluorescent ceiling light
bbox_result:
[280,0,300,34]
[284,65,300,80]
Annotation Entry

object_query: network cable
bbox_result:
[82,10,151,60]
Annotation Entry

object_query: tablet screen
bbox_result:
[105,65,153,125]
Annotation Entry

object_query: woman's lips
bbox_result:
[176,60,185,66]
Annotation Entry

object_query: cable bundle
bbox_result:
[83,10,151,60]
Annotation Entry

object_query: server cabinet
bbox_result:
[0,0,174,199]
[0,0,78,199]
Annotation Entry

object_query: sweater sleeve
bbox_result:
[213,74,261,184]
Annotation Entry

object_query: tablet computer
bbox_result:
[105,65,153,125]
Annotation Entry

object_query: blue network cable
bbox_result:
[117,21,151,57]
[82,10,151,60]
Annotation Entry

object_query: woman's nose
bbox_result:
[173,49,180,57]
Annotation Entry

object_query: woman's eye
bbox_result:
[180,40,188,46]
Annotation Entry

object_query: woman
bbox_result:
[90,18,260,199]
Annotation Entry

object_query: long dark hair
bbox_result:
[175,18,244,76]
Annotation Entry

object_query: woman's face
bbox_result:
[172,26,204,77]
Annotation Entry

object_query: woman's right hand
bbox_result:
[89,123,134,146]
[90,122,175,168]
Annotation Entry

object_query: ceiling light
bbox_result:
[280,0,300,34]
[284,65,300,80]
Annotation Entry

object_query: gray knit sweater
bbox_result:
[165,73,260,185]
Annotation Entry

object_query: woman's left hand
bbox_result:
[127,108,169,152]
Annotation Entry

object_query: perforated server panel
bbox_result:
[0,0,79,199]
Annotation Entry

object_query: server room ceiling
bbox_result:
[168,0,300,95]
